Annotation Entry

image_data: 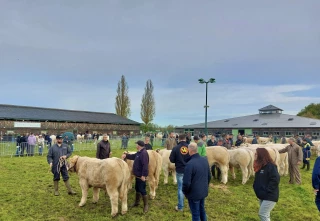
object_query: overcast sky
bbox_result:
[1,0,320,126]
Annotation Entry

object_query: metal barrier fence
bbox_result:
[0,137,166,157]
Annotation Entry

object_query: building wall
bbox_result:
[176,127,320,138]
[0,120,140,136]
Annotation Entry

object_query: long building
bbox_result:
[175,105,320,139]
[0,104,140,136]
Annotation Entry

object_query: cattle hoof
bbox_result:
[121,210,127,215]
[92,201,97,204]
[111,213,118,218]
[79,203,85,207]
[149,195,155,200]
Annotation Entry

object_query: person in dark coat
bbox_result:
[169,134,190,212]
[312,149,320,211]
[144,137,153,150]
[280,136,286,144]
[301,139,311,171]
[183,142,211,221]
[122,140,149,213]
[235,135,244,147]
[253,148,280,221]
[207,135,217,146]
[47,135,76,196]
[252,136,258,144]
[96,134,112,159]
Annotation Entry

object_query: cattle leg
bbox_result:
[120,187,128,215]
[172,170,177,184]
[240,165,248,184]
[220,165,229,184]
[230,166,236,180]
[92,187,100,204]
[79,181,89,207]
[107,187,119,217]
[163,167,169,184]
[149,177,156,199]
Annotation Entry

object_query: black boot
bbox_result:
[142,195,149,213]
[301,164,306,169]
[130,192,141,208]
[307,163,310,171]
[54,181,59,196]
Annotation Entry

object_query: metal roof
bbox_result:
[259,105,283,111]
[177,113,320,129]
[0,104,140,125]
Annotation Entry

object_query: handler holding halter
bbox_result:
[47,135,76,196]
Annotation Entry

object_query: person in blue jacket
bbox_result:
[253,148,280,221]
[183,142,211,221]
[312,149,320,211]
[301,139,311,171]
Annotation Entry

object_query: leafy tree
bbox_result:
[140,79,155,126]
[297,103,320,119]
[115,75,131,118]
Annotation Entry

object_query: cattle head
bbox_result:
[155,148,161,153]
[68,155,79,172]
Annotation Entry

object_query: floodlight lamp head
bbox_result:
[198,78,205,84]
[209,78,215,83]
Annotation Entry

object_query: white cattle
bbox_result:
[125,150,162,200]
[228,148,254,184]
[156,149,177,185]
[206,146,230,184]
[68,156,131,217]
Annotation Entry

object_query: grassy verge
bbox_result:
[0,146,319,221]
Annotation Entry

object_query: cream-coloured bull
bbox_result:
[228,148,254,184]
[241,145,281,173]
[156,149,177,184]
[125,150,162,200]
[266,144,289,176]
[206,146,230,184]
[68,156,131,217]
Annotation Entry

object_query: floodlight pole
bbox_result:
[205,82,208,136]
[198,78,215,136]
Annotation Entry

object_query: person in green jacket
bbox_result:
[193,135,206,157]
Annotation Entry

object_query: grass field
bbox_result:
[0,142,320,221]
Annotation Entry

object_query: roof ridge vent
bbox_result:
[310,122,317,125]
[224,120,229,122]
[288,118,294,121]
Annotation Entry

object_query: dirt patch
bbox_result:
[210,183,231,194]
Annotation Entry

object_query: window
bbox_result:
[298,132,305,136]
[113,131,117,135]
[273,132,280,135]
[253,132,258,135]
[285,132,292,136]
[313,132,320,136]
[130,131,134,135]
[263,132,269,136]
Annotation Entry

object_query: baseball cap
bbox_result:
[56,135,63,139]
[135,140,145,147]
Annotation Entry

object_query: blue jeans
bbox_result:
[259,200,276,221]
[176,173,184,210]
[188,198,207,221]
[38,146,43,155]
